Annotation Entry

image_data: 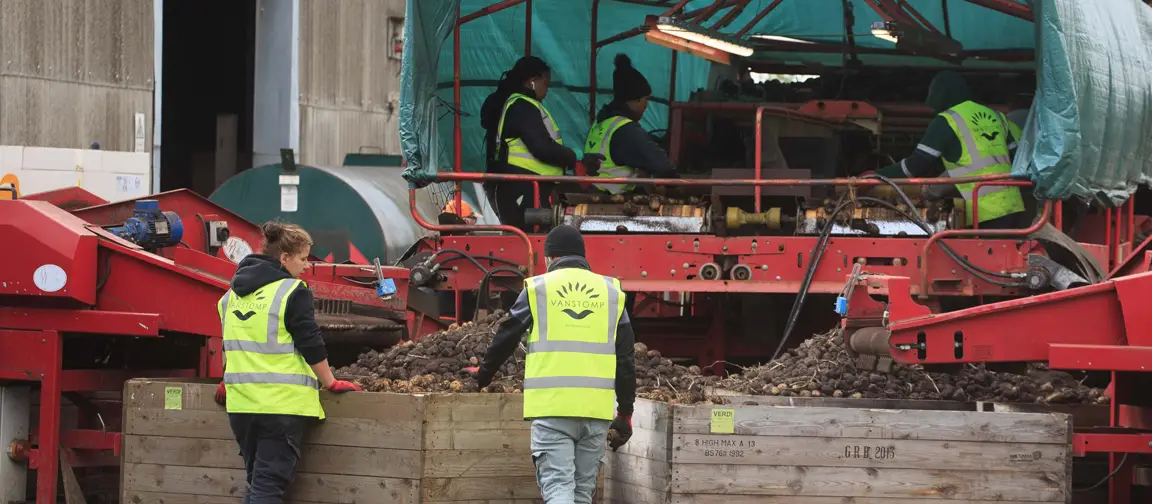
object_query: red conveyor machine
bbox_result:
[0,190,409,504]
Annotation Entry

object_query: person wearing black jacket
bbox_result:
[214,221,361,504]
[480,56,579,231]
[466,226,636,503]
[585,54,678,195]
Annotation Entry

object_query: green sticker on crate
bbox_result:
[164,386,183,410]
[710,408,734,434]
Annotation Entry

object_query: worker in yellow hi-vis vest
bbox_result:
[213,221,361,504]
[584,54,679,195]
[467,226,637,504]
[877,70,1027,229]
[480,56,580,231]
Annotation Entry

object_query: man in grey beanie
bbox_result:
[469,225,637,504]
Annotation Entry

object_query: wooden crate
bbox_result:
[122,379,605,504]
[605,397,1073,504]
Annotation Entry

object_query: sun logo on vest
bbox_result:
[971,111,1001,142]
[553,282,603,320]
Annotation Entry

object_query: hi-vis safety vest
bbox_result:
[497,93,565,177]
[584,115,636,195]
[219,278,324,419]
[939,101,1025,225]
[523,267,625,420]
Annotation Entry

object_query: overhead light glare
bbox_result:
[871,21,899,43]
[656,16,754,57]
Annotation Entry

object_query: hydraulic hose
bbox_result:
[861,174,1020,281]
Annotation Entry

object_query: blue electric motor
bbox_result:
[106,200,184,250]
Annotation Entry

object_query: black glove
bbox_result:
[608,414,633,451]
[465,367,493,388]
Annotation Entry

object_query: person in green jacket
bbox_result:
[876,71,1027,229]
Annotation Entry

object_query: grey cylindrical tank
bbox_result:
[210,163,440,265]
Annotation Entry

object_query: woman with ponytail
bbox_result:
[479,56,577,231]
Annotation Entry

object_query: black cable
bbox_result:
[95,252,112,292]
[853,196,1024,288]
[474,266,526,321]
[1073,453,1128,493]
[770,193,854,361]
[861,174,1018,279]
[430,248,523,273]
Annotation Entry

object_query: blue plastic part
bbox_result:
[135,199,160,211]
[834,296,848,316]
[377,278,397,298]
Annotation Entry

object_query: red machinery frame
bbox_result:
[415,2,1152,502]
[1,192,409,504]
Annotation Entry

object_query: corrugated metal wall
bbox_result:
[0,0,154,152]
[298,0,404,166]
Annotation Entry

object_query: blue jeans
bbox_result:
[228,413,311,504]
[530,417,611,504]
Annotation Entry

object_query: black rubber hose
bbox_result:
[475,266,526,321]
[853,196,1024,288]
[770,194,855,361]
[861,174,1017,279]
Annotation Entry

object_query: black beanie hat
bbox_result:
[613,54,652,103]
[544,225,585,258]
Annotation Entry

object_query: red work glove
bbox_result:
[608,414,633,451]
[859,170,877,177]
[326,380,362,393]
[214,382,226,407]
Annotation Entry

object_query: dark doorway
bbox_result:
[160,0,256,195]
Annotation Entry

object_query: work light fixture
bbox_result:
[656,16,755,57]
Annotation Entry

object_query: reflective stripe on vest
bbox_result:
[522,268,624,420]
[218,279,325,419]
[584,116,635,194]
[497,93,565,176]
[939,102,1025,225]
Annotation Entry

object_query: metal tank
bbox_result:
[210,163,440,265]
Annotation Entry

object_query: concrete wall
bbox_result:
[0,0,155,199]
[0,146,151,201]
[0,0,155,154]
[297,0,404,167]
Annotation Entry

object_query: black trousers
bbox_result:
[980,211,1029,230]
[489,180,555,232]
[228,413,312,504]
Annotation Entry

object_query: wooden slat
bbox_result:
[124,408,422,450]
[126,380,425,423]
[603,452,669,491]
[425,394,524,423]
[671,434,1068,472]
[671,496,1046,504]
[673,405,1071,444]
[123,463,418,504]
[123,491,321,504]
[421,476,541,501]
[423,449,536,478]
[604,479,668,504]
[423,422,530,451]
[671,465,1067,502]
[609,427,668,461]
[629,399,673,432]
[123,436,421,479]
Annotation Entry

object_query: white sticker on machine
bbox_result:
[33,264,68,293]
[223,237,253,264]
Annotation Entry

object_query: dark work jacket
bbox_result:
[481,86,577,175]
[478,256,638,416]
[229,254,327,365]
[595,101,678,179]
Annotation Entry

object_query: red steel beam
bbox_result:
[0,308,161,337]
[735,0,783,37]
[964,0,1033,21]
[1072,433,1152,457]
[430,171,1013,187]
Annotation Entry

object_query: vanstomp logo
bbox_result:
[552,281,604,320]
